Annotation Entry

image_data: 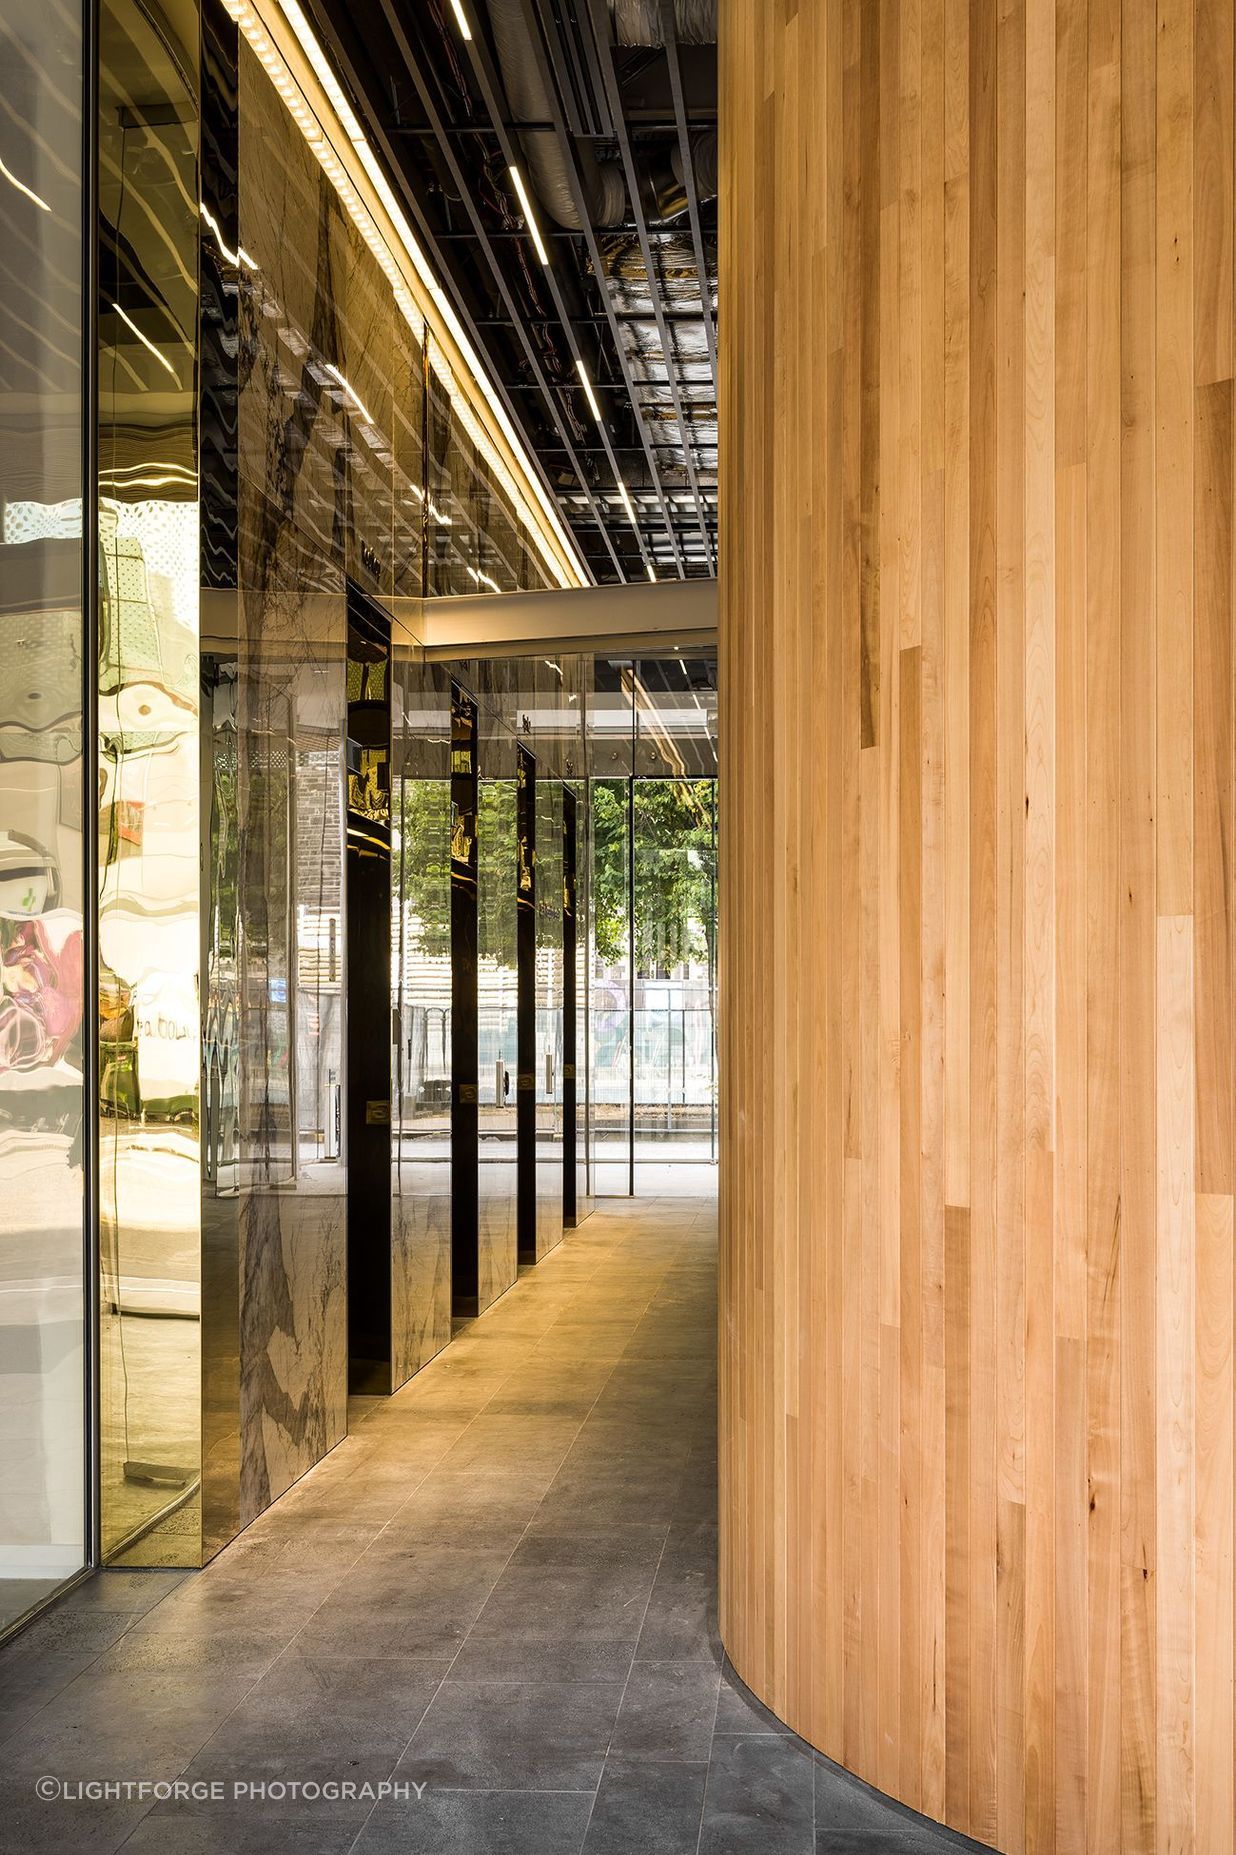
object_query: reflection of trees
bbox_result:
[593,779,717,977]
[396,777,451,959]
[396,774,524,967]
[477,779,517,966]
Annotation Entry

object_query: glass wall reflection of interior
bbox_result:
[476,723,519,1313]
[589,659,718,1197]
[391,655,452,1381]
[98,0,202,1567]
[534,773,564,1257]
[0,0,88,1632]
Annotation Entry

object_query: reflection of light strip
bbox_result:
[0,153,51,213]
[468,565,501,593]
[200,202,258,270]
[627,668,688,779]
[102,463,196,484]
[101,473,197,492]
[575,359,602,423]
[111,302,180,382]
[346,822,390,856]
[324,361,374,426]
[404,484,452,526]
[222,0,584,587]
[614,478,658,583]
[448,0,472,38]
[509,165,550,266]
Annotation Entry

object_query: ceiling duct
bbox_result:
[485,0,626,228]
[650,130,717,222]
[609,0,717,45]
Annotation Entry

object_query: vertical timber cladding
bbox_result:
[719,2,1236,1853]
[450,685,480,1315]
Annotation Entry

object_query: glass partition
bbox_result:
[97,0,201,1565]
[476,730,518,1308]
[0,0,88,1631]
[631,779,718,1170]
[533,772,563,1256]
[391,654,452,1378]
[589,777,631,1194]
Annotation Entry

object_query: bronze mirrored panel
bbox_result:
[0,0,89,1629]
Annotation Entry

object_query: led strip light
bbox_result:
[220,0,587,590]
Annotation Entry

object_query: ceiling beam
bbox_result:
[660,0,717,386]
[448,13,663,583]
[512,0,689,576]
[332,0,624,580]
[583,0,715,571]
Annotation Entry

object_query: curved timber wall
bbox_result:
[718,1,1236,1849]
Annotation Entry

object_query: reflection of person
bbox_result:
[0,830,83,1074]
[0,915,83,1073]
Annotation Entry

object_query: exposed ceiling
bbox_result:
[309,0,718,587]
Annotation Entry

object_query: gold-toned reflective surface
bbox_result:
[476,728,518,1313]
[0,0,88,1631]
[390,649,452,1382]
[97,0,202,1565]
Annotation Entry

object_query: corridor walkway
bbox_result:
[0,1196,977,1853]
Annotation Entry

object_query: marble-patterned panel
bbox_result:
[238,1187,346,1523]
[234,526,347,1519]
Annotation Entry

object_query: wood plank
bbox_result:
[718,5,1236,1851]
[1118,5,1159,1847]
[1084,4,1123,1845]
[1155,917,1196,1855]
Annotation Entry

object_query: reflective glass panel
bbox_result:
[0,0,88,1629]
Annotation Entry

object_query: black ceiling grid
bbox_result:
[307,0,718,586]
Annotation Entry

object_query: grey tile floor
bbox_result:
[0,1194,988,1854]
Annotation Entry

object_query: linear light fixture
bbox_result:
[324,361,375,427]
[646,560,657,582]
[222,0,586,587]
[111,302,180,382]
[447,0,473,39]
[575,358,602,423]
[616,481,638,526]
[508,165,550,266]
[0,153,51,213]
